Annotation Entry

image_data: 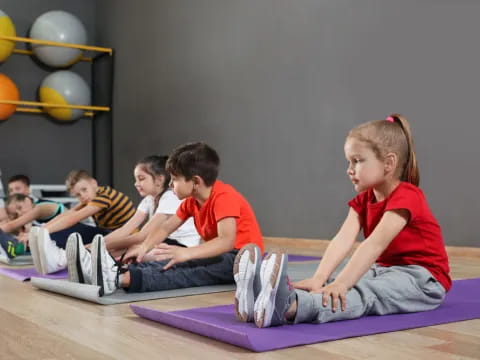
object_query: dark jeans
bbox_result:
[50,223,111,249]
[127,249,238,293]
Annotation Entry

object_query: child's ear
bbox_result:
[384,153,398,173]
[192,175,202,186]
[90,178,98,187]
[156,174,165,185]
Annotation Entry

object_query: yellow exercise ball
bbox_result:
[0,73,20,121]
[39,70,90,122]
[0,10,16,62]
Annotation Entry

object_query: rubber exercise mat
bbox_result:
[0,267,68,281]
[130,278,480,352]
[31,262,318,305]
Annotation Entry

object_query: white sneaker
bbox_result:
[91,234,119,296]
[66,233,92,284]
[233,243,263,322]
[0,243,7,262]
[37,227,67,275]
[28,227,43,274]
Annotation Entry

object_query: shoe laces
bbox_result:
[113,251,129,288]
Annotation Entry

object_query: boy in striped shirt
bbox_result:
[30,170,136,275]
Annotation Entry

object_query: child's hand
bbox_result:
[293,278,324,293]
[17,232,29,246]
[123,244,149,264]
[315,281,349,312]
[151,243,191,270]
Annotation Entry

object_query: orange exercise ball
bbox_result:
[0,73,19,121]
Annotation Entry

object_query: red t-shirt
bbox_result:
[348,182,451,291]
[176,180,264,252]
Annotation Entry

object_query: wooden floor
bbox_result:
[1,238,479,359]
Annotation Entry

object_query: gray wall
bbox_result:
[0,0,95,184]
[95,0,479,246]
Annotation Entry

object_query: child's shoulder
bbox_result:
[395,182,425,199]
[211,180,241,198]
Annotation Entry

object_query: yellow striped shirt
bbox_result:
[89,186,136,230]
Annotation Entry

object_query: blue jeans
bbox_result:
[127,250,238,293]
[50,223,111,249]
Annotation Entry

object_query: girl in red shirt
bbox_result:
[234,114,451,328]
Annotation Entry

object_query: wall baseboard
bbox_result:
[264,237,480,258]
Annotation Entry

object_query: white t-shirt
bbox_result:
[137,190,200,247]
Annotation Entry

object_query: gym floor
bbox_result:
[1,238,479,359]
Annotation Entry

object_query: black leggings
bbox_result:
[50,223,111,249]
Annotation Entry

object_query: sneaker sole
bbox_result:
[36,230,51,275]
[254,252,286,328]
[28,228,43,274]
[66,235,84,283]
[233,244,260,322]
[91,235,105,296]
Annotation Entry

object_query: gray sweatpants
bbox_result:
[294,261,446,324]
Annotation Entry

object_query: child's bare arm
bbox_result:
[333,209,409,289]
[314,209,361,281]
[103,210,148,250]
[0,206,43,233]
[0,207,8,223]
[124,215,185,262]
[45,203,82,227]
[45,205,101,233]
[107,213,171,251]
[152,217,236,270]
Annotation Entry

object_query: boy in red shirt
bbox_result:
[74,142,264,295]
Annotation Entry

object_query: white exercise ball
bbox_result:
[30,10,87,68]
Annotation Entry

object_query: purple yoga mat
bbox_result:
[131,278,480,352]
[0,267,68,281]
[287,254,320,262]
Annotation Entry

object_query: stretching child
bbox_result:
[30,170,136,275]
[2,194,65,232]
[0,174,38,255]
[7,174,31,197]
[0,194,65,259]
[102,155,199,253]
[234,114,450,327]
[67,142,264,296]
[66,155,199,283]
[0,174,31,223]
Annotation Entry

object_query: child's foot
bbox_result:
[254,251,296,328]
[28,227,43,273]
[66,233,92,284]
[91,234,119,296]
[0,229,19,260]
[233,243,262,322]
[37,227,67,275]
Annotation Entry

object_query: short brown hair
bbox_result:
[166,142,220,186]
[7,174,30,187]
[65,170,94,192]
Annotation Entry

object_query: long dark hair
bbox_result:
[136,155,170,204]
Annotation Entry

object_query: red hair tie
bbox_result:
[385,116,395,123]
